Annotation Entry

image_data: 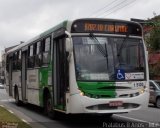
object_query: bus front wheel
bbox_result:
[156,97,160,108]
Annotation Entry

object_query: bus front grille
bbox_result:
[86,103,140,110]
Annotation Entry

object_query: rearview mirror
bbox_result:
[65,38,73,52]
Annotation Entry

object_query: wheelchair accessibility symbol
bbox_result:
[116,69,125,80]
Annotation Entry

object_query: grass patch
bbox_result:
[0,106,31,128]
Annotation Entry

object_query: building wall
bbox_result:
[0,51,5,84]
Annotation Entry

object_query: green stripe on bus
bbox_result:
[39,67,49,106]
[77,81,116,98]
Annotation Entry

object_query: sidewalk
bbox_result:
[0,88,13,102]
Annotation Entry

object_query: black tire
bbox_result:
[97,113,113,120]
[15,88,21,106]
[44,94,57,119]
[107,114,113,117]
[102,114,113,118]
[156,97,160,108]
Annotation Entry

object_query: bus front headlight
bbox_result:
[139,88,145,94]
[79,90,84,96]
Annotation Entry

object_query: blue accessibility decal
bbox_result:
[116,69,125,80]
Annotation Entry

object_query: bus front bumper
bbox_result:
[66,91,149,114]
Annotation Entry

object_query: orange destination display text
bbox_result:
[84,23,128,33]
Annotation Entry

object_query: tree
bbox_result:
[148,29,160,51]
[145,19,160,51]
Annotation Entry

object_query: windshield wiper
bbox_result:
[89,33,109,70]
[89,33,107,57]
[117,35,129,65]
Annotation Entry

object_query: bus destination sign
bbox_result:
[84,23,128,33]
[71,19,142,36]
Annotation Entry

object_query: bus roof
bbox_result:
[6,18,142,55]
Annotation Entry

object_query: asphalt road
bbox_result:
[0,89,160,128]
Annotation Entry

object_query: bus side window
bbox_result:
[35,41,42,67]
[13,52,18,70]
[42,37,51,65]
[17,50,21,70]
[6,55,9,72]
[28,45,34,68]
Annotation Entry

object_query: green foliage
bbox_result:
[0,106,31,128]
[146,17,160,79]
[146,21,160,51]
[148,29,160,50]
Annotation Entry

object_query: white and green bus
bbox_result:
[5,18,149,118]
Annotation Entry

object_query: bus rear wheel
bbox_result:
[44,94,56,119]
[15,88,21,106]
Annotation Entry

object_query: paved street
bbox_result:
[0,88,160,128]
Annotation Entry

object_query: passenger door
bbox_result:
[21,51,27,101]
[53,36,69,110]
[8,56,13,96]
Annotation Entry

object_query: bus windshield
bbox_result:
[73,36,145,81]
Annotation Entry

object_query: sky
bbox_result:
[0,0,160,60]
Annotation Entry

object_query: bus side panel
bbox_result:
[27,69,40,106]
[39,67,51,107]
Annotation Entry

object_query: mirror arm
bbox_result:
[65,31,71,38]
[65,31,73,61]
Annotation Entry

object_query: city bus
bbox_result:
[5,18,149,118]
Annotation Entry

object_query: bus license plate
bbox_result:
[109,101,123,107]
